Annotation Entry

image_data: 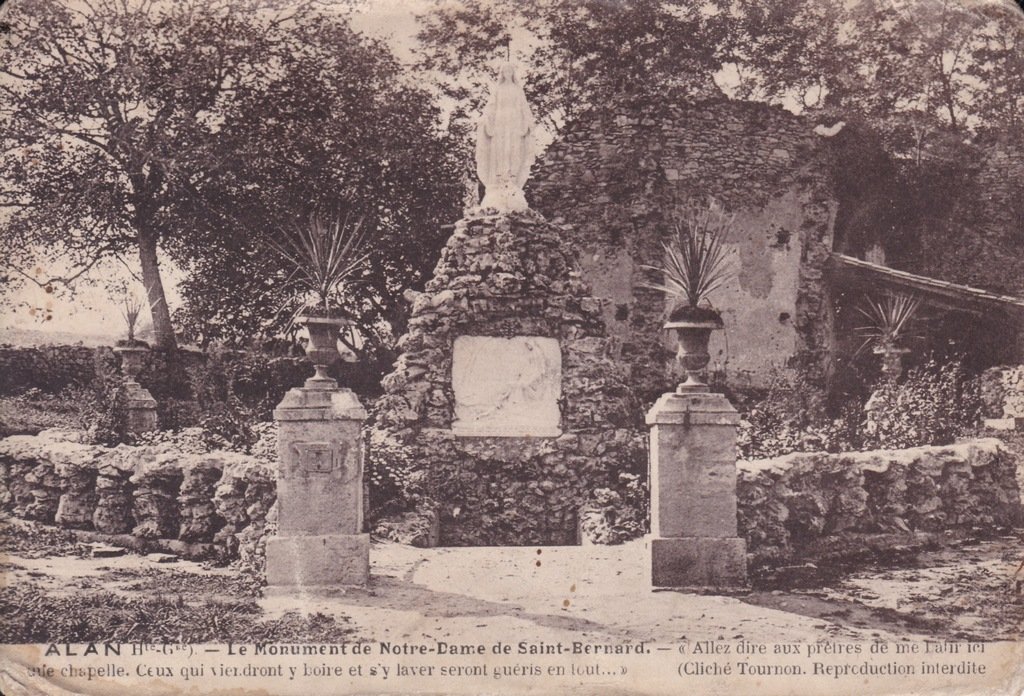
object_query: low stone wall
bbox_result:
[3,432,1019,573]
[738,439,1021,569]
[981,365,1024,419]
[0,430,275,569]
[0,344,114,395]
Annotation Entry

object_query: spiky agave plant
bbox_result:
[640,200,734,318]
[266,210,372,317]
[853,292,922,357]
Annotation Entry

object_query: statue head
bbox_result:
[497,61,517,84]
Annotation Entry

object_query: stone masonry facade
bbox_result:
[528,95,840,395]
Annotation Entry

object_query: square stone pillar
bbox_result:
[123,381,158,434]
[266,381,369,591]
[646,389,747,588]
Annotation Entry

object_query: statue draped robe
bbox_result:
[475,62,536,212]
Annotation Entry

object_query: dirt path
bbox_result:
[3,527,1021,645]
[257,537,1023,645]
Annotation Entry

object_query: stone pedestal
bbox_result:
[123,381,158,433]
[646,388,747,588]
[266,380,369,590]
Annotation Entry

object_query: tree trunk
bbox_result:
[138,228,177,352]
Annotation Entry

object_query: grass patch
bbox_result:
[0,392,84,437]
[0,581,353,644]
[0,518,88,558]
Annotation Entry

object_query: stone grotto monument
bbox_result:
[372,62,643,546]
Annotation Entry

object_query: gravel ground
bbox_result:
[1,518,1021,645]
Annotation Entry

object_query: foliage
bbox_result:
[415,0,1024,161]
[737,371,834,460]
[416,0,725,136]
[113,285,147,344]
[0,388,87,437]
[75,359,130,447]
[579,473,649,544]
[1,0,463,354]
[172,10,464,354]
[640,199,735,311]
[187,353,258,451]
[264,210,372,317]
[969,3,1024,133]
[853,292,922,356]
[863,358,982,449]
[1,0,296,349]
[738,358,982,459]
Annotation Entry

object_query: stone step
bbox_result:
[90,543,127,558]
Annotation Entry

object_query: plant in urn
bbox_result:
[642,200,735,393]
[111,285,150,384]
[854,292,921,380]
[267,210,371,389]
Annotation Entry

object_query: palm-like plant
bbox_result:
[853,292,922,357]
[266,211,372,316]
[120,293,145,343]
[640,200,734,316]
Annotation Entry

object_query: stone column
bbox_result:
[123,382,158,434]
[646,389,747,588]
[266,380,369,591]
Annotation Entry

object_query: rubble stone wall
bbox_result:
[3,432,1016,572]
[0,344,115,395]
[0,430,276,570]
[738,438,1021,568]
[528,96,839,394]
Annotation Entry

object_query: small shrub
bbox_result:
[579,472,649,544]
[738,357,982,459]
[366,429,416,519]
[78,361,130,446]
[737,370,830,459]
[863,357,981,449]
[198,400,257,452]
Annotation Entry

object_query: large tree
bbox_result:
[0,0,300,349]
[415,0,1023,156]
[2,0,463,355]
[170,9,465,352]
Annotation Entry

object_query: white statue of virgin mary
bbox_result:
[475,61,536,212]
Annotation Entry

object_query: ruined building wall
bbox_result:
[527,96,840,394]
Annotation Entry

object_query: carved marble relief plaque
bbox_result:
[451,336,562,437]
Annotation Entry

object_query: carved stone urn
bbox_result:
[874,342,911,379]
[297,313,350,388]
[113,344,149,383]
[665,306,724,393]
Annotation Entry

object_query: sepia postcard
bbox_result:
[1,0,1023,693]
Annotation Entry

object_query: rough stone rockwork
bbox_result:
[737,439,1021,568]
[371,210,646,546]
[528,95,839,394]
[2,432,1019,571]
[0,430,275,566]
